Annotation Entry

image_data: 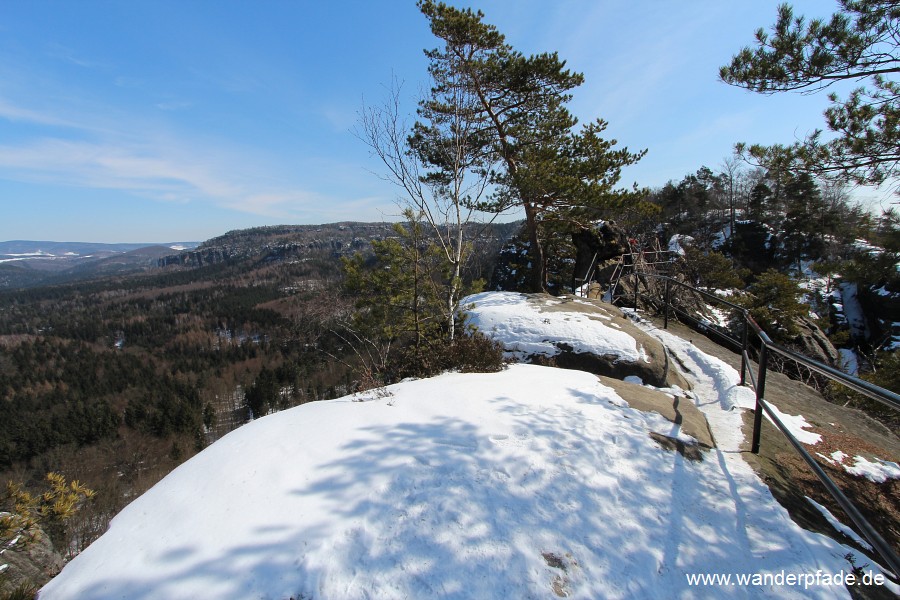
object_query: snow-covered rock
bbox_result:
[668,234,694,256]
[462,291,690,389]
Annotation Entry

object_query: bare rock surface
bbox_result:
[0,526,65,595]
[598,375,714,449]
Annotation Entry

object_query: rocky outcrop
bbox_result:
[792,316,841,367]
[464,292,691,389]
[571,221,630,289]
[597,376,713,448]
[0,526,65,595]
[529,296,691,389]
[158,247,232,268]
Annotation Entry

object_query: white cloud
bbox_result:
[45,42,107,70]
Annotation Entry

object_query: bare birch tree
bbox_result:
[357,76,494,341]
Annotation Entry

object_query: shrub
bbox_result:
[440,331,506,374]
[1,473,95,552]
[738,269,807,340]
[681,246,747,290]
[386,331,506,381]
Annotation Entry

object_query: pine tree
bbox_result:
[722,1,900,189]
[340,211,454,384]
[740,270,807,339]
[1,473,94,555]
[779,171,827,267]
[748,181,772,220]
[418,1,646,291]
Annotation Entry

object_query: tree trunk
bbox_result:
[524,202,546,292]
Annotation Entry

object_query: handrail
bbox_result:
[574,252,599,297]
[621,271,900,580]
[637,272,900,413]
[765,342,900,410]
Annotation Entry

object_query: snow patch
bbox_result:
[765,403,822,445]
[805,497,872,551]
[817,451,900,483]
[837,349,858,376]
[843,455,900,483]
[838,283,869,341]
[667,234,693,256]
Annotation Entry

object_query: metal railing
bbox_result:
[575,249,674,300]
[620,271,900,580]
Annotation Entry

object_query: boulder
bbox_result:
[792,316,841,367]
[571,222,630,288]
[463,291,690,389]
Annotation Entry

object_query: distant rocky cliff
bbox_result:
[158,221,522,272]
[157,222,404,268]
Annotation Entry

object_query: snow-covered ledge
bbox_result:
[462,291,690,389]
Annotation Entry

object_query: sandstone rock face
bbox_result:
[792,316,841,367]
[464,292,690,389]
[536,296,692,390]
[0,526,65,595]
[598,376,713,449]
[571,222,630,288]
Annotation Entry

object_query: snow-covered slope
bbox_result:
[41,361,864,599]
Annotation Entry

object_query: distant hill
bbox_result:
[0,221,523,289]
[0,240,199,288]
[0,240,197,262]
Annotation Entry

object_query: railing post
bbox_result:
[740,310,749,386]
[663,278,670,329]
[634,271,639,311]
[751,344,769,454]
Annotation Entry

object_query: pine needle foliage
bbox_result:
[722,1,900,189]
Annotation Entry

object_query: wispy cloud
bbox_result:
[155,100,193,112]
[46,42,107,70]
[0,97,82,128]
[114,76,144,89]
[0,93,354,220]
[321,104,357,133]
[0,138,224,195]
[0,136,333,219]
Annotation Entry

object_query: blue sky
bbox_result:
[0,0,883,243]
